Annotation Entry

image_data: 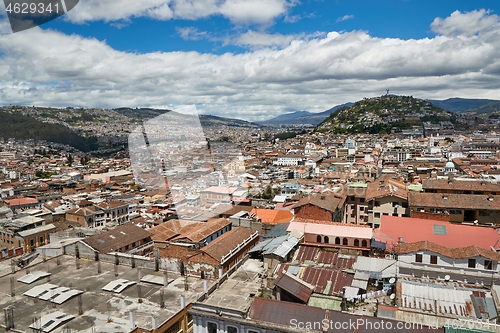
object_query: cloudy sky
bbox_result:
[0,0,500,121]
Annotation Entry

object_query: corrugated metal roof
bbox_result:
[263,222,290,239]
[399,279,496,318]
[277,264,353,296]
[293,245,356,269]
[249,298,326,328]
[275,272,314,302]
[250,234,299,258]
[353,256,397,279]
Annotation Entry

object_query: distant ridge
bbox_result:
[427,98,499,113]
[258,103,353,126]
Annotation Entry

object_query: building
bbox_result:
[293,192,346,222]
[344,184,368,224]
[366,176,409,228]
[200,186,237,206]
[373,216,500,253]
[81,223,153,255]
[288,220,372,253]
[95,201,130,225]
[273,155,304,166]
[65,206,105,228]
[408,192,500,225]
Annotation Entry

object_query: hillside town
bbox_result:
[2,103,500,333]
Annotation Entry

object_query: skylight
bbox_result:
[433,225,447,235]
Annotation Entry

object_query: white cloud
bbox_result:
[65,0,293,26]
[336,14,354,23]
[431,9,499,36]
[1,10,500,121]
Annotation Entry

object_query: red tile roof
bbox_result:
[374,216,500,251]
[396,240,500,261]
[194,226,254,263]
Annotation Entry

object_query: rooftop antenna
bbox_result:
[386,89,390,96]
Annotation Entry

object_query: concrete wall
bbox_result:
[398,251,500,273]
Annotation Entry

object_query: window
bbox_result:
[382,213,389,216]
[360,198,365,203]
[324,236,329,243]
[354,239,359,247]
[335,237,340,245]
[415,254,423,263]
[468,259,476,268]
[392,202,399,207]
[485,260,493,270]
[207,322,217,333]
[375,201,380,207]
[430,255,437,264]
[479,211,491,217]
[449,210,462,215]
[227,326,238,333]
[317,235,322,243]
[374,212,380,218]
[351,205,355,210]
[342,238,348,246]
[360,207,365,212]
[39,236,44,244]
[361,240,368,247]
[402,202,408,208]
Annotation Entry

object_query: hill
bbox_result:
[315,95,460,134]
[114,107,261,128]
[428,98,499,113]
[0,110,98,151]
[259,103,353,126]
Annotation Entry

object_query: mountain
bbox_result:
[315,95,462,134]
[459,101,500,117]
[427,98,499,113]
[258,103,353,126]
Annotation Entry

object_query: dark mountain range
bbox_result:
[114,107,261,128]
[427,98,499,113]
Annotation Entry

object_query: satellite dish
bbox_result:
[390,293,396,300]
[389,278,396,284]
[444,275,450,281]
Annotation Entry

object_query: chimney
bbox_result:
[398,236,404,243]
[129,311,136,330]
[152,316,159,330]
[180,295,186,308]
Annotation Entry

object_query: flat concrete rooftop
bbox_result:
[0,255,215,333]
[201,259,265,313]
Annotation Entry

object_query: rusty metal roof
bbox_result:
[274,271,314,303]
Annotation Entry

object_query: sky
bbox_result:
[0,0,500,121]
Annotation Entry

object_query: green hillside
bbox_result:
[315,95,458,134]
[0,111,98,151]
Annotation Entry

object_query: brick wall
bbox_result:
[411,211,449,222]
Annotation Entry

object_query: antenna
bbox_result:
[386,89,390,96]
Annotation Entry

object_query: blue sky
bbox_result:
[1,0,500,120]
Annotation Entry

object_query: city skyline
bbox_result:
[0,1,500,121]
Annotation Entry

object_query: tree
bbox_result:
[67,154,74,166]
[261,185,273,200]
